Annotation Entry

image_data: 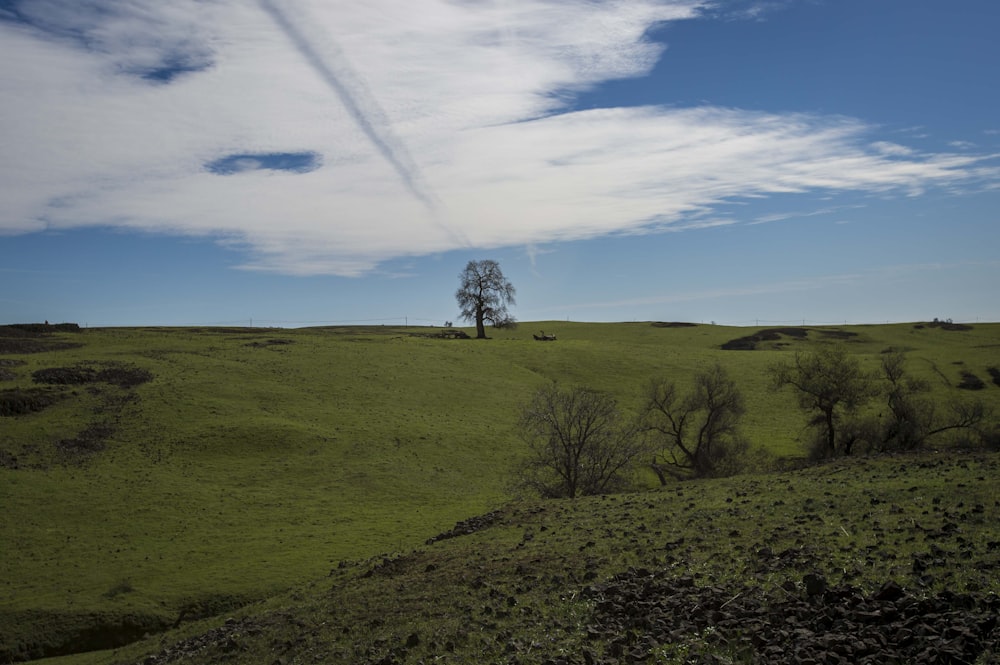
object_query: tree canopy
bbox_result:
[455,260,516,339]
[515,383,644,498]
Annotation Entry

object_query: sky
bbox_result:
[1,0,998,328]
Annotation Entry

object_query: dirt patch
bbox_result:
[915,321,974,332]
[650,321,698,328]
[55,423,114,458]
[0,359,26,380]
[32,366,98,385]
[0,449,20,469]
[2,323,81,334]
[987,367,1000,388]
[245,338,295,348]
[95,364,154,388]
[0,324,84,355]
[721,327,809,351]
[0,387,68,416]
[33,363,153,389]
[958,371,986,390]
[0,338,83,354]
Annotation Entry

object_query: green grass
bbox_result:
[1,321,998,661]
[45,450,1000,665]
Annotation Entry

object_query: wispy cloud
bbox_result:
[749,204,866,226]
[0,0,996,275]
[255,0,439,212]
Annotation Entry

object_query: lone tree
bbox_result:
[515,383,644,498]
[456,260,516,339]
[770,347,878,458]
[642,364,747,481]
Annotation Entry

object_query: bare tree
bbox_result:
[515,383,644,498]
[455,260,516,339]
[858,350,991,452]
[642,364,747,481]
[770,347,878,458]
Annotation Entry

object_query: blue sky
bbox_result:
[1,0,998,327]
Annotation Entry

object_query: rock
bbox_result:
[803,573,827,597]
[873,580,905,602]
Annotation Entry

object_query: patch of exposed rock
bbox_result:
[579,568,999,664]
[425,510,505,544]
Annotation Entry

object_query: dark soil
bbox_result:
[915,322,974,332]
[55,423,114,456]
[0,360,26,381]
[0,338,84,354]
[0,449,20,469]
[32,363,153,389]
[1,323,81,334]
[244,338,295,348]
[3,363,151,469]
[0,387,68,416]
[722,327,809,351]
[0,324,84,354]
[958,371,986,390]
[988,367,1000,388]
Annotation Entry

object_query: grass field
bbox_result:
[1,320,998,661]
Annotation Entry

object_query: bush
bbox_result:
[643,365,748,480]
[515,383,644,498]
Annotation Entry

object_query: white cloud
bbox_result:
[0,0,996,274]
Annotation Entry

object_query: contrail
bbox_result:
[257,0,439,211]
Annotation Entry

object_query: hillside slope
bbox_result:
[1,321,998,661]
[65,451,1000,664]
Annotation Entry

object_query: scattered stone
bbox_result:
[425,510,504,544]
[581,569,1000,665]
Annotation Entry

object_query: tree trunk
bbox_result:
[825,409,837,456]
[650,461,668,486]
[475,314,486,339]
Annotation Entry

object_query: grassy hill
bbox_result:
[1,321,998,662]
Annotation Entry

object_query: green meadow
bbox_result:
[1,321,998,661]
